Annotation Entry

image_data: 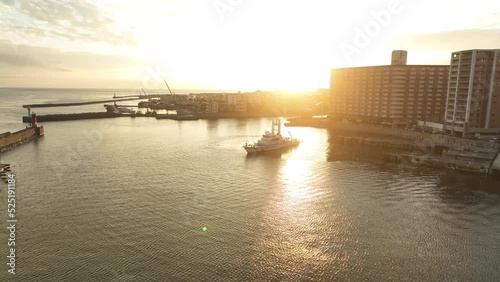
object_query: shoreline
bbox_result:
[286,118,500,175]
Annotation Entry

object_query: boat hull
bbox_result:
[243,141,300,154]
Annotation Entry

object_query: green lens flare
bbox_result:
[202,226,207,232]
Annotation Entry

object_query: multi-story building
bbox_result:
[226,93,247,112]
[444,49,500,137]
[206,100,219,113]
[226,93,238,105]
[330,51,449,125]
[247,92,262,105]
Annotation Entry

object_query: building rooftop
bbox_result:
[331,64,450,71]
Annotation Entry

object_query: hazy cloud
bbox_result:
[0,40,159,87]
[0,40,145,70]
[0,53,44,67]
[402,29,500,50]
[0,0,136,46]
[0,0,18,6]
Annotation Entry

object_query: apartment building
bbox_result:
[226,94,247,112]
[444,49,500,136]
[206,100,219,113]
[330,51,449,125]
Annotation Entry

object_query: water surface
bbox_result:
[0,89,499,281]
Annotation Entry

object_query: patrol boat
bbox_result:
[243,119,301,154]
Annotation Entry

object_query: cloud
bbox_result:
[0,40,147,70]
[0,0,136,46]
[0,40,164,88]
[0,53,43,67]
[401,29,500,50]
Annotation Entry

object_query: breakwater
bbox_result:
[22,112,124,122]
[0,127,44,153]
[22,111,282,122]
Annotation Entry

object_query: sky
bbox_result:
[0,0,499,91]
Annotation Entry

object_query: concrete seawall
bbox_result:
[331,122,500,153]
[287,119,500,152]
[0,127,43,153]
[199,112,280,119]
[340,123,500,175]
[287,118,500,175]
[22,112,123,122]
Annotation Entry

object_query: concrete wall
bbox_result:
[332,122,500,153]
[418,121,444,131]
[492,153,500,170]
[0,128,36,151]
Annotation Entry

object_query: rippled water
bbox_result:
[1,89,500,281]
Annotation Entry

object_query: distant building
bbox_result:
[247,92,262,105]
[444,49,500,137]
[226,94,237,106]
[391,50,408,66]
[330,51,449,125]
[206,100,219,113]
[226,94,247,112]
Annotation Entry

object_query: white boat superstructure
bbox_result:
[243,119,301,153]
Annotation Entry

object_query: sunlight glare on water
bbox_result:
[1,89,500,281]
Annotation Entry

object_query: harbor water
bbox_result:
[1,89,500,281]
